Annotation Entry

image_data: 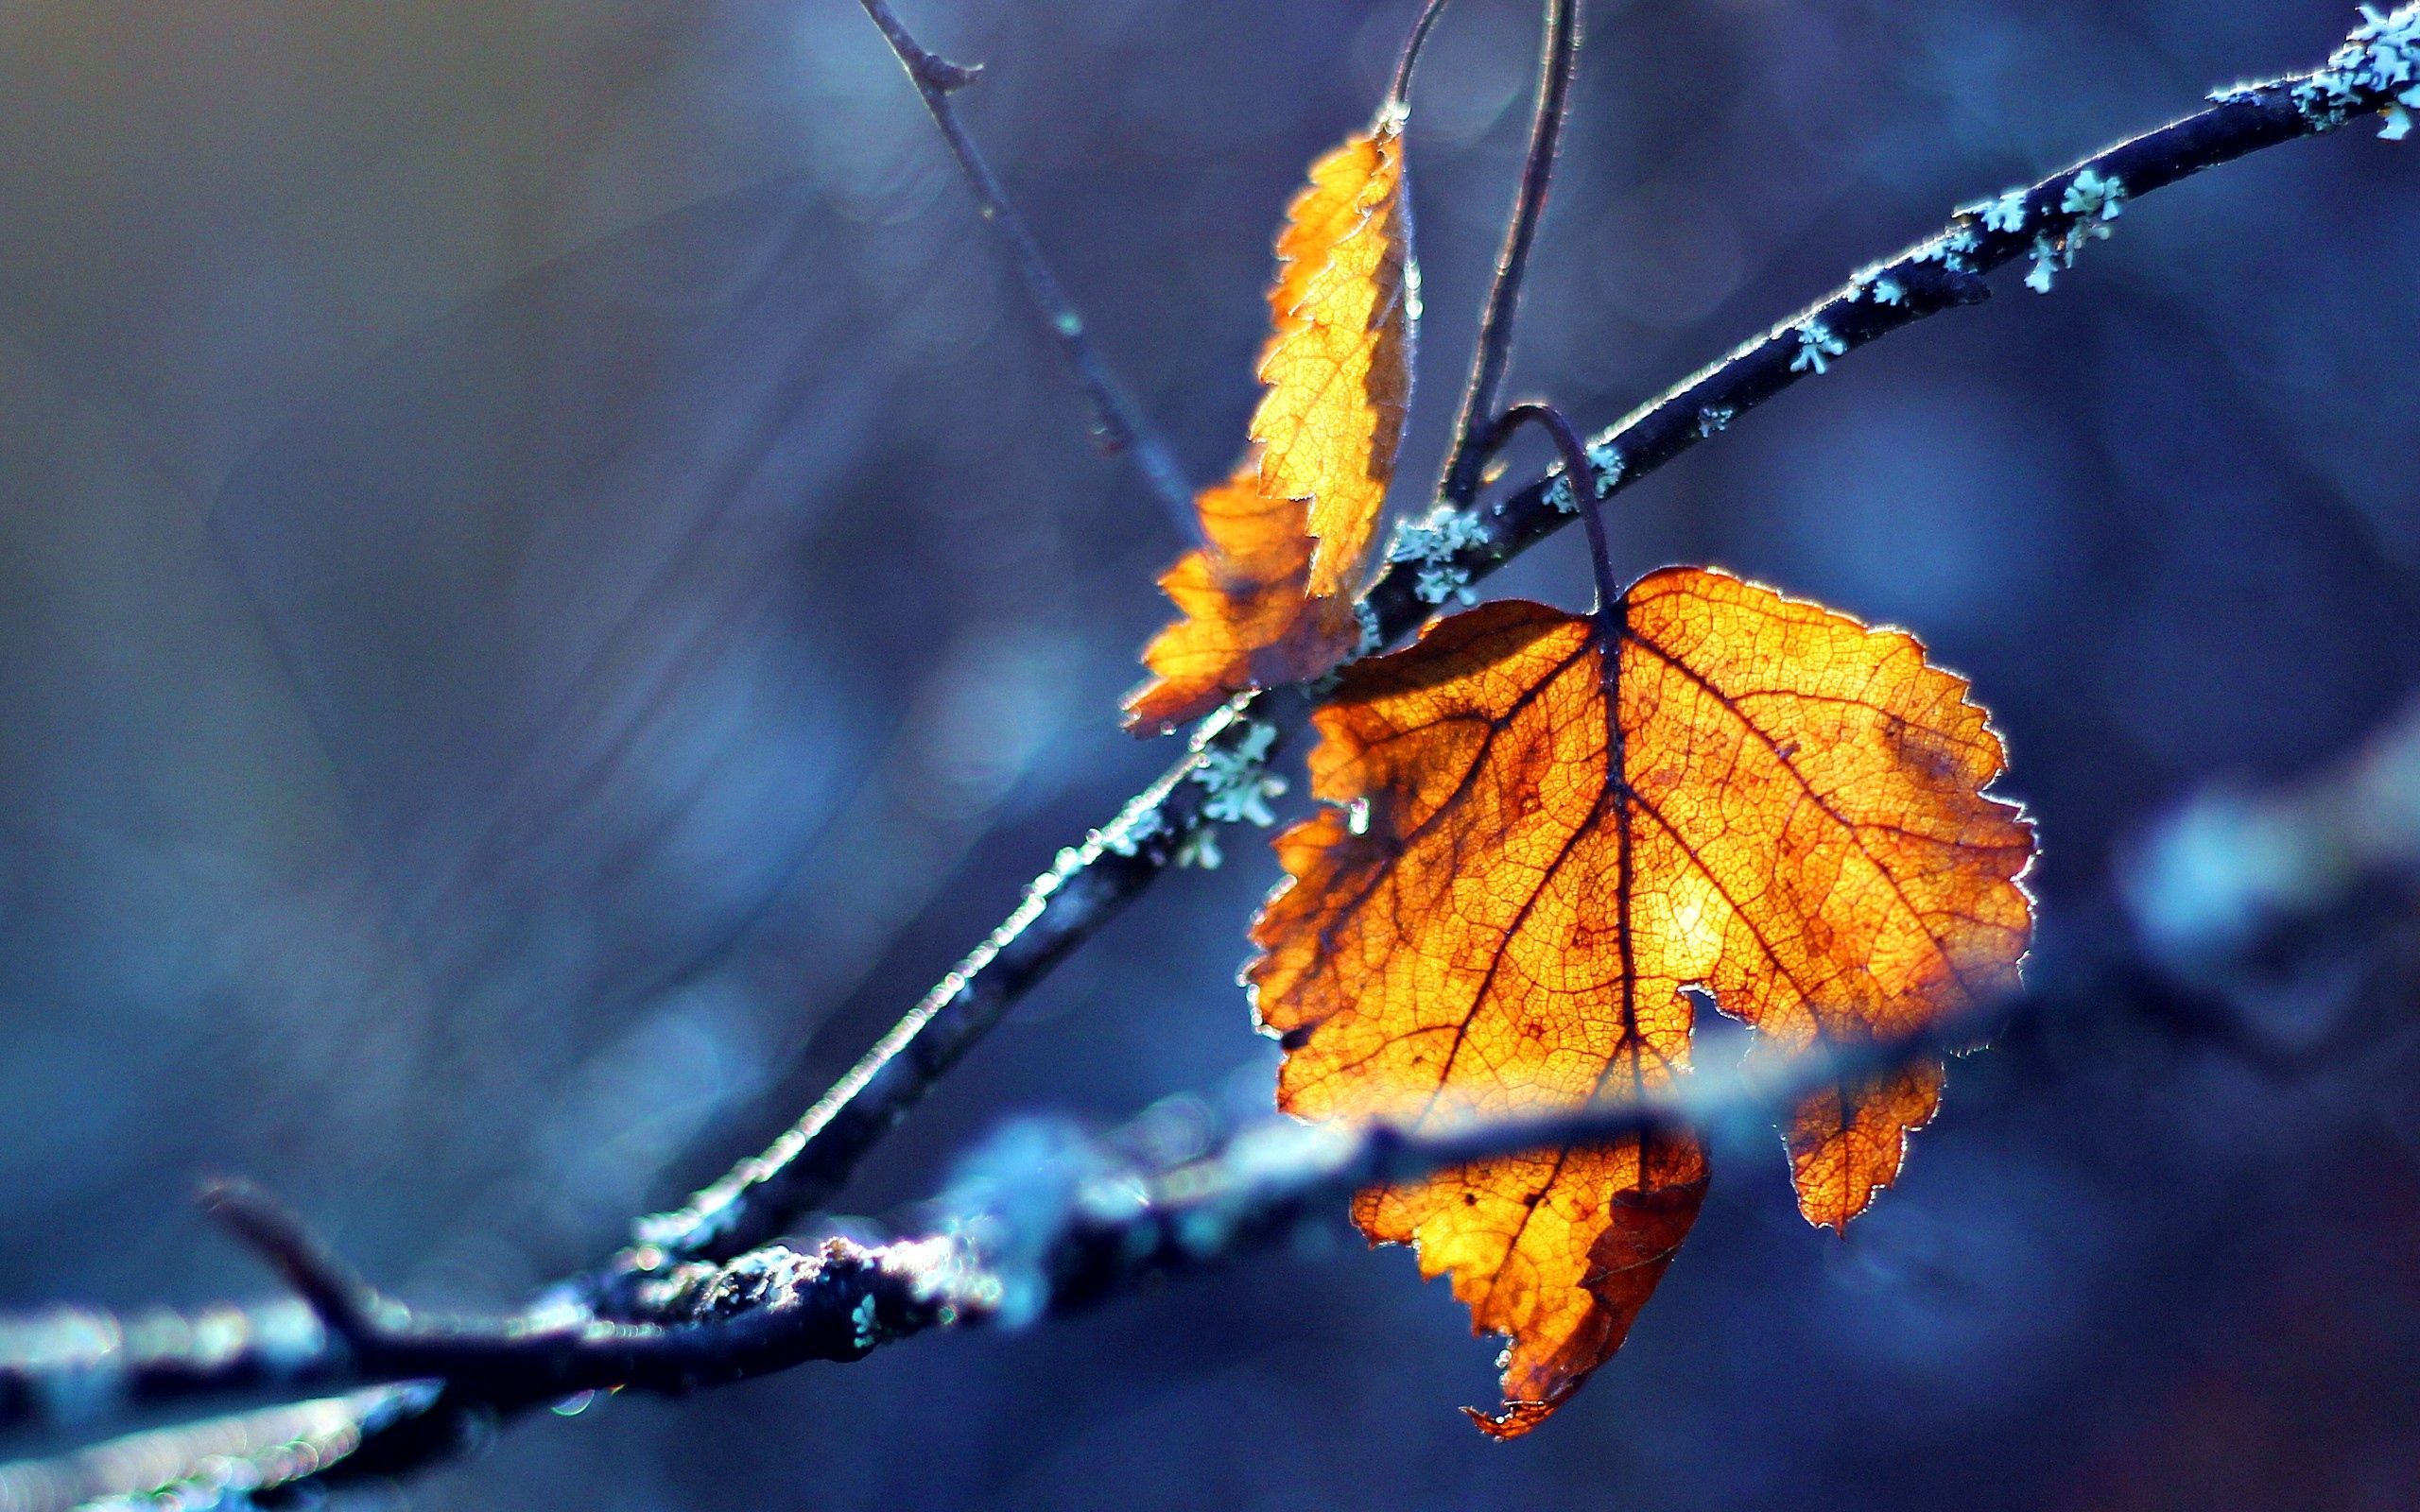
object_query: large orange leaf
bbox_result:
[1250,568,2033,1435]
[1124,112,1415,733]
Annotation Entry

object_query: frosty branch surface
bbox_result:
[19,662,2420,1500]
[617,699,1298,1270]
[11,679,2420,1484]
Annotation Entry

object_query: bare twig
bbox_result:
[857,0,1200,542]
[1439,0,1583,508]
[1388,0,1461,107]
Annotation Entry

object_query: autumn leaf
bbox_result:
[1124,110,1416,732]
[1253,108,1416,597]
[1249,568,2034,1435]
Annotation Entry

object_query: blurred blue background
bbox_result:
[2,0,2418,1507]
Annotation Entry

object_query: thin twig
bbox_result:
[1388,0,1461,107]
[857,0,1200,542]
[1439,0,1582,507]
[619,696,1298,1269]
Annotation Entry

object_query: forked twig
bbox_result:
[857,0,1199,541]
[1440,0,1582,507]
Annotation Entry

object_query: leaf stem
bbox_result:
[1490,401,1616,613]
[856,0,1200,542]
[1388,0,1461,110]
[1439,0,1582,507]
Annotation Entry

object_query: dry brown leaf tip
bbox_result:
[1249,568,2034,1434]
[1122,472,1362,735]
[1123,110,1416,734]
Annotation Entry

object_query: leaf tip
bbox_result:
[1465,1399,1558,1440]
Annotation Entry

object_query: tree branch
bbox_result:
[613,5,2420,1290]
[11,676,2419,1504]
[0,1387,438,1512]
[857,0,1201,543]
[618,696,1298,1269]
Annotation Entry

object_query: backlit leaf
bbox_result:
[1124,111,1416,732]
[1253,109,1416,597]
[1250,569,2033,1434]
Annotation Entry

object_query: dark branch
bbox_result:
[199,1182,391,1349]
[620,697,1299,1269]
[856,0,1200,542]
[1387,0,1460,107]
[13,671,2420,1482]
[12,671,2420,1494]
[1440,0,1582,507]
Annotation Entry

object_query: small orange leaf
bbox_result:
[1250,569,2033,1434]
[1254,111,1415,597]
[1124,110,1416,732]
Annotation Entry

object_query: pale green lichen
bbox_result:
[1352,597,1384,656]
[2290,4,2420,130]
[1191,718,1285,829]
[850,1295,881,1349]
[1917,223,1983,274]
[1963,186,2030,233]
[1387,506,1494,605]
[2022,170,2127,294]
[1543,441,1624,514]
[1789,320,1847,374]
[2062,168,2126,223]
[2025,233,2061,294]
[1585,439,1624,496]
[1173,826,1224,869]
